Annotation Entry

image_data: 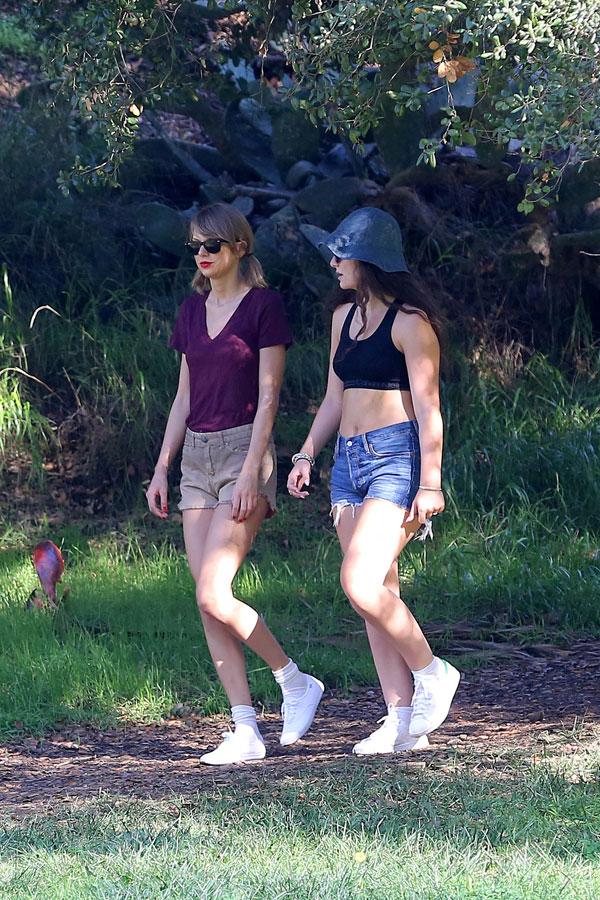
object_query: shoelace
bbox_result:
[369,713,401,739]
[281,692,304,717]
[411,678,434,716]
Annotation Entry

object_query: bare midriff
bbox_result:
[339,388,416,437]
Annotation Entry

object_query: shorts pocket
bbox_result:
[366,435,415,459]
[224,439,252,454]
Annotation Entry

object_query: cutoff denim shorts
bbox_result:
[179,422,277,516]
[330,420,420,524]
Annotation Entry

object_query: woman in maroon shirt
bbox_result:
[146,203,323,765]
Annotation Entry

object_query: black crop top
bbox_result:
[332,304,410,391]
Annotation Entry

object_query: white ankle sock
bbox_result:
[388,704,412,721]
[272,659,308,701]
[231,704,263,740]
[411,656,443,678]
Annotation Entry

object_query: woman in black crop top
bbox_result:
[288,208,460,756]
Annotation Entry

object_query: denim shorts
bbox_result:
[330,420,420,523]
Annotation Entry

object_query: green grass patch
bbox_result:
[1,492,599,735]
[1,272,599,733]
[0,744,598,898]
[0,15,37,59]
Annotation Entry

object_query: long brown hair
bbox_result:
[190,203,268,293]
[346,263,445,346]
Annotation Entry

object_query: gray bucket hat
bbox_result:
[301,207,409,273]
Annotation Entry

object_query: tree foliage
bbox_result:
[29,0,255,189]
[276,0,600,211]
[27,1,600,209]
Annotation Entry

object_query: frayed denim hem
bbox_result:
[330,500,363,528]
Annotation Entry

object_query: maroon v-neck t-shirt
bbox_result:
[169,287,293,432]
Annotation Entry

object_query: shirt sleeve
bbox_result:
[257,292,293,350]
[168,297,190,353]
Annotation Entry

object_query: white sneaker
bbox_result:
[280,674,324,746]
[409,658,461,736]
[200,729,266,766]
[353,706,429,756]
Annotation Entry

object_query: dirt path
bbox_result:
[1,649,599,816]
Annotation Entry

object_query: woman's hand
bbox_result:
[231,470,259,522]
[287,460,311,499]
[406,488,445,526]
[146,468,169,519]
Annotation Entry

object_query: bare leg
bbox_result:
[336,510,414,705]
[365,579,414,707]
[184,499,288,708]
[183,507,251,707]
[338,499,434,671]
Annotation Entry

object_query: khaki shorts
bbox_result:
[179,423,277,516]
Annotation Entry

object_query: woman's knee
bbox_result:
[340,559,378,615]
[195,580,231,621]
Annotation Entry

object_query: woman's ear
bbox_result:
[235,240,248,258]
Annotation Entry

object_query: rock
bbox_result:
[318,143,361,178]
[271,106,320,174]
[425,69,479,116]
[136,202,188,256]
[374,99,428,173]
[366,151,389,183]
[299,223,333,263]
[164,94,229,153]
[231,196,254,217]
[293,177,380,230]
[254,203,300,276]
[265,198,288,213]
[286,160,320,191]
[224,97,281,185]
[254,204,331,286]
[198,177,235,205]
[476,142,509,168]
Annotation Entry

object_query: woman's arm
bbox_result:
[146,355,190,519]
[287,305,348,499]
[396,313,445,523]
[231,344,285,522]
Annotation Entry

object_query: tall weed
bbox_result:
[0,266,51,466]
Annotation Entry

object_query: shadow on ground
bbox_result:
[1,649,599,815]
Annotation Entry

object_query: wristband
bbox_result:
[292,451,315,468]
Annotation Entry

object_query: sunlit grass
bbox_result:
[1,276,599,733]
[0,743,598,898]
[1,490,599,735]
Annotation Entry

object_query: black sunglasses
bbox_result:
[185,238,231,255]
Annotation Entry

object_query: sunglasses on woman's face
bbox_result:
[185,238,230,255]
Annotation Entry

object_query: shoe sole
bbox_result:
[199,748,266,766]
[353,734,430,756]
[409,664,461,737]
[280,677,325,746]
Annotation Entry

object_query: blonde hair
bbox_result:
[190,203,268,293]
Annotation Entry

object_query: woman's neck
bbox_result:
[365,291,391,314]
[208,270,249,303]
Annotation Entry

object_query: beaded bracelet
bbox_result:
[292,451,315,468]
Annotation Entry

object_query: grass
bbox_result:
[1,487,599,735]
[1,242,599,735]
[0,14,37,59]
[0,741,598,898]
